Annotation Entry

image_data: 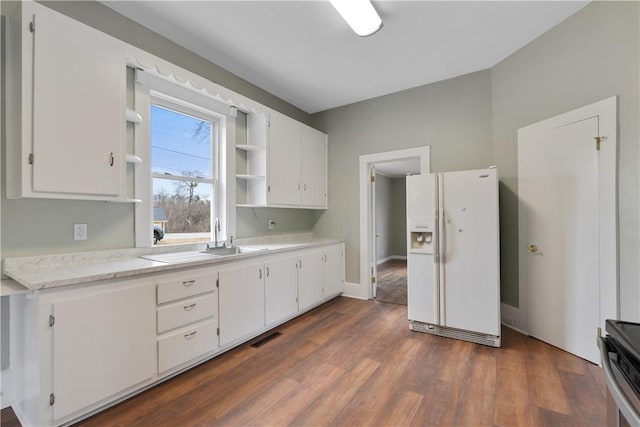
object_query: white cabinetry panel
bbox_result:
[298,251,324,310]
[323,244,344,296]
[156,270,217,304]
[6,2,126,200]
[265,255,299,326]
[158,320,218,373]
[31,4,125,197]
[267,112,301,206]
[300,127,327,208]
[157,293,218,334]
[52,285,154,421]
[218,261,265,346]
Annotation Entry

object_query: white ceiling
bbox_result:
[103,1,588,114]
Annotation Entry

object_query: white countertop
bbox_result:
[2,234,343,291]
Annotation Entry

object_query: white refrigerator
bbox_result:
[406,167,501,347]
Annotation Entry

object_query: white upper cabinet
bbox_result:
[241,111,327,209]
[267,113,302,206]
[267,112,328,208]
[6,2,127,200]
[300,126,328,208]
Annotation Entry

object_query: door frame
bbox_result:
[517,96,618,334]
[359,146,431,300]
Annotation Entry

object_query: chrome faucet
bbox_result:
[214,217,220,247]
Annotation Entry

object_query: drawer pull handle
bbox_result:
[259,268,263,279]
[182,280,196,287]
[183,303,197,311]
[184,331,198,339]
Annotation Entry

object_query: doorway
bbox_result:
[359,147,430,301]
[373,166,411,305]
[518,96,617,364]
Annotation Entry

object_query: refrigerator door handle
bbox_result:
[434,205,440,324]
[439,205,446,325]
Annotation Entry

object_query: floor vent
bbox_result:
[250,332,282,348]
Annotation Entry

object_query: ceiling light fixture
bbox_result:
[329,0,382,37]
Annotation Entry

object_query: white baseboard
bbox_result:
[376,255,407,265]
[341,282,369,300]
[501,302,528,334]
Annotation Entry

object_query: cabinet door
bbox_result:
[265,255,299,326]
[218,262,265,346]
[298,251,325,310]
[323,244,344,296]
[267,113,301,206]
[31,4,125,197]
[52,285,155,421]
[301,127,327,208]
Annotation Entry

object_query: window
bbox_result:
[150,94,219,245]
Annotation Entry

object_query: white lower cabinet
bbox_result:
[265,254,299,326]
[218,261,265,347]
[46,282,155,424]
[155,267,219,374]
[323,244,345,296]
[298,244,345,310]
[298,251,325,310]
[16,242,343,426]
[158,320,218,373]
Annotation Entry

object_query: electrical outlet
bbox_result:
[268,219,276,230]
[74,224,87,241]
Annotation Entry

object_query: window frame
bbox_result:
[134,70,235,248]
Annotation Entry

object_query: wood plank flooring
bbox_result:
[4,297,606,426]
[375,259,407,305]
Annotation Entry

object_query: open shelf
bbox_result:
[235,144,264,152]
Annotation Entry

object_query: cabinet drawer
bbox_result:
[158,320,218,373]
[157,273,217,304]
[157,293,217,334]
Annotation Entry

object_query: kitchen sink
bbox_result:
[140,246,263,264]
[200,246,263,256]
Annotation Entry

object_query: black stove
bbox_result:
[601,319,640,426]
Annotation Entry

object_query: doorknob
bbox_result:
[528,244,538,253]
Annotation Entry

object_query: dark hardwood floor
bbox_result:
[4,297,606,427]
[375,258,407,305]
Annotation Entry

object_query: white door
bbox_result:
[440,169,500,336]
[519,115,604,363]
[406,174,438,324]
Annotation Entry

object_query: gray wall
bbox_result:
[375,174,391,262]
[491,1,639,314]
[0,1,316,260]
[312,1,639,319]
[312,70,494,284]
[389,178,407,257]
[375,175,407,262]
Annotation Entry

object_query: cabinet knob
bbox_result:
[259,268,262,279]
[266,266,270,277]
[109,152,114,167]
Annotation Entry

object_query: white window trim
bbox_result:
[134,70,236,248]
